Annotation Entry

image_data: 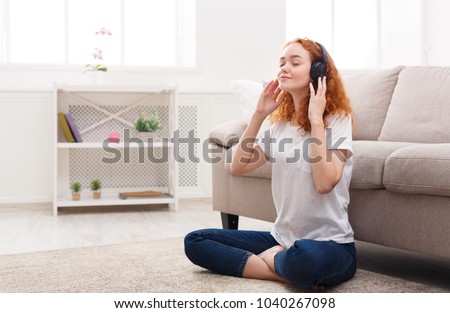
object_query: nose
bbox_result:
[279,64,289,74]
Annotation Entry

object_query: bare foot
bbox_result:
[258,245,285,259]
[257,245,287,282]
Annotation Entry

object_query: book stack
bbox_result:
[58,112,83,142]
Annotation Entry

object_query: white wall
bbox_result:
[0,93,53,202]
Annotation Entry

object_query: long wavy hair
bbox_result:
[270,38,352,133]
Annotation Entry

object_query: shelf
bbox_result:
[53,83,179,215]
[55,84,176,93]
[57,141,174,149]
[56,192,175,208]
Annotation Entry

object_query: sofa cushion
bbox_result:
[209,119,247,148]
[384,144,450,197]
[379,67,450,143]
[342,66,404,140]
[351,141,414,189]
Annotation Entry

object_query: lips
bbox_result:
[279,76,291,80]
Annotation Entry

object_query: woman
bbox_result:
[184,38,356,288]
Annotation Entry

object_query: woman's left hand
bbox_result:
[308,76,327,124]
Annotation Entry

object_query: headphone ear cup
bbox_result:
[310,61,327,85]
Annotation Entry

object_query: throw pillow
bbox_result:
[341,66,404,140]
[378,66,450,143]
[230,80,273,138]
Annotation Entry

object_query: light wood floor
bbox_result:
[0,198,449,291]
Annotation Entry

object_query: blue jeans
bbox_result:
[184,228,357,287]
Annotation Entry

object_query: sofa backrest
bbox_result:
[342,66,404,141]
[378,66,450,143]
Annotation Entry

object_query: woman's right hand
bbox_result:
[254,80,284,119]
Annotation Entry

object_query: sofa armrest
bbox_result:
[209,118,247,148]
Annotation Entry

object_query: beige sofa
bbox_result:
[209,66,450,259]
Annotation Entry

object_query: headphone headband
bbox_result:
[315,42,328,64]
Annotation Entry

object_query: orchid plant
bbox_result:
[84,27,112,73]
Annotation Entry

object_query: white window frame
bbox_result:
[0,0,196,70]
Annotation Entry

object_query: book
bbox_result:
[64,113,83,142]
[58,112,75,142]
[118,190,162,199]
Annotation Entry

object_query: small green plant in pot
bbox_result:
[134,114,161,140]
[90,179,102,199]
[71,181,82,201]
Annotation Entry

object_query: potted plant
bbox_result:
[134,113,161,141]
[71,181,82,201]
[83,27,112,84]
[90,179,102,199]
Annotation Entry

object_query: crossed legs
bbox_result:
[184,228,357,288]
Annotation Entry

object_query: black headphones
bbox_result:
[310,42,328,87]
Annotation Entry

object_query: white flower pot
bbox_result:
[84,71,105,85]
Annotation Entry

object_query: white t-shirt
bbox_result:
[257,114,354,248]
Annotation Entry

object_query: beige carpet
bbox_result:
[0,238,445,293]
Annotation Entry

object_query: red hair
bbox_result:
[270,38,352,133]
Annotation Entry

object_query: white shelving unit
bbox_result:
[52,83,178,216]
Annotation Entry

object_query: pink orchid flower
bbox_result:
[95,27,112,36]
[91,48,104,60]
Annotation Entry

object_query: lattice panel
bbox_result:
[69,148,169,190]
[68,105,169,142]
[178,106,198,187]
[58,91,171,143]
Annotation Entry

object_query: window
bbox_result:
[8,0,66,64]
[0,0,196,67]
[286,0,422,70]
